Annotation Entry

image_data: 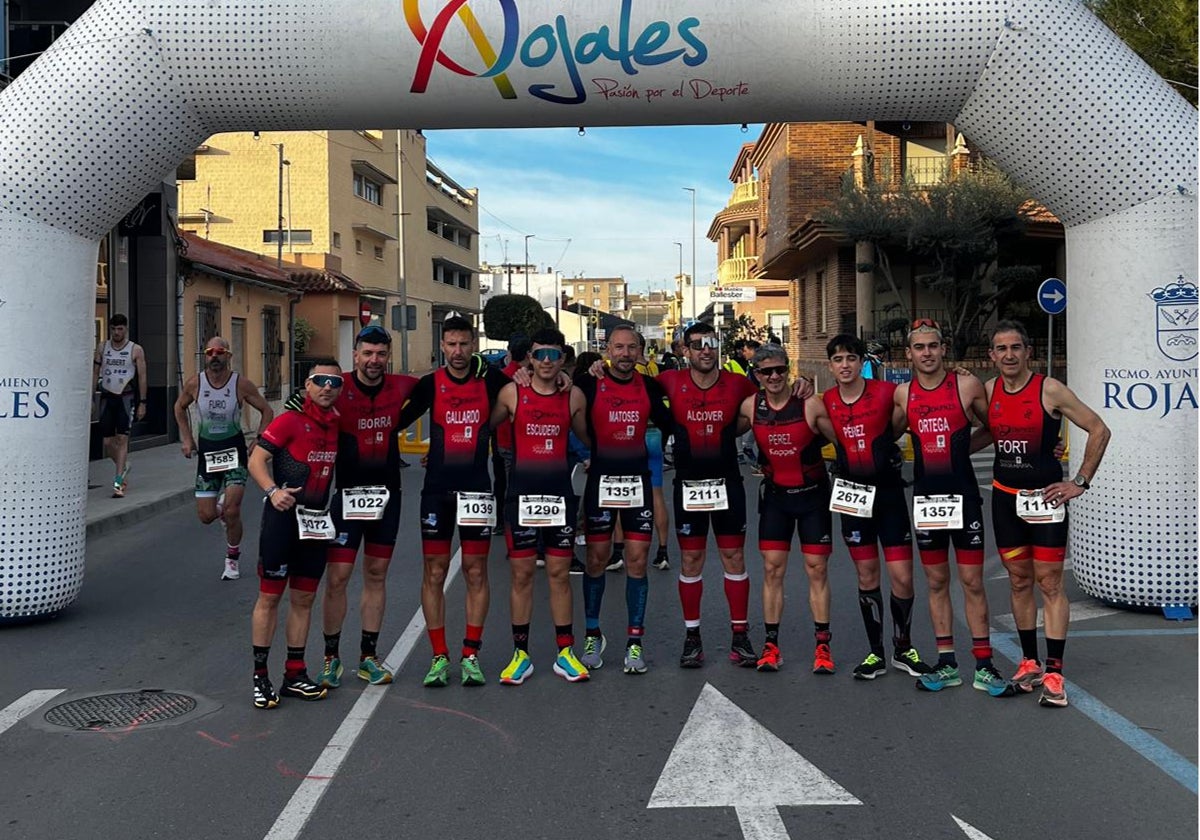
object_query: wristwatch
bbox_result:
[1072,473,1090,490]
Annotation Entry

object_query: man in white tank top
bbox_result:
[173,336,274,580]
[92,314,147,497]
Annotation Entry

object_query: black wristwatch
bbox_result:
[1073,473,1090,490]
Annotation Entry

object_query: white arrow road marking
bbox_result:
[649,683,860,839]
[953,815,999,839]
[993,597,1120,631]
[0,689,65,737]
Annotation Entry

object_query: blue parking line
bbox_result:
[1013,629,1197,638]
[991,634,1199,794]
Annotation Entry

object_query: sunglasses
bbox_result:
[356,325,391,344]
[531,347,563,362]
[911,318,941,331]
[687,336,719,351]
[307,373,344,389]
[204,348,228,357]
[755,365,788,378]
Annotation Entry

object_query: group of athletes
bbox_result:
[175,314,1109,712]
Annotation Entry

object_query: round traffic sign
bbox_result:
[1037,277,1067,315]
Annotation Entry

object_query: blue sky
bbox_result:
[424,124,762,294]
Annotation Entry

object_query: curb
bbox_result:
[85,488,195,539]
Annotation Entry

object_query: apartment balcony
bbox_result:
[717,256,755,285]
[728,178,759,206]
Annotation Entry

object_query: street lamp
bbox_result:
[274,144,289,267]
[682,187,696,320]
[524,233,535,296]
[673,241,683,330]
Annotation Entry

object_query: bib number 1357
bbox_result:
[829,478,876,518]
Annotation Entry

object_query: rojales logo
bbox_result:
[406,0,708,105]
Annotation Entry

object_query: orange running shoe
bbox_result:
[1038,672,1068,707]
[1011,658,1045,692]
[812,643,836,675]
[756,642,782,672]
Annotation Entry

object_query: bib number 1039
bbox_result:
[829,478,876,518]
[1016,490,1066,524]
[457,492,497,528]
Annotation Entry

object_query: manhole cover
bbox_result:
[44,690,197,730]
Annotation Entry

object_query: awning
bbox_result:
[426,205,479,234]
[352,222,397,241]
[351,159,398,185]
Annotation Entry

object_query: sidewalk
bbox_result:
[86,443,195,538]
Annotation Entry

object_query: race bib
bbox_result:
[829,478,876,518]
[682,478,728,512]
[457,491,497,528]
[296,506,336,540]
[204,447,239,473]
[1016,490,1067,524]
[518,494,566,527]
[599,475,644,508]
[913,494,964,530]
[342,486,390,522]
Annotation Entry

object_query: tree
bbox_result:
[901,163,1041,359]
[1087,0,1198,106]
[720,313,765,348]
[818,162,1041,359]
[482,294,553,342]
[293,316,316,356]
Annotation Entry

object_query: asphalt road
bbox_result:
[1,463,1195,840]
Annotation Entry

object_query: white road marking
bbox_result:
[649,683,860,839]
[0,689,65,736]
[263,550,461,840]
[953,814,999,839]
[992,597,1122,631]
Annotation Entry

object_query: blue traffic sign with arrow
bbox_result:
[1038,277,1067,315]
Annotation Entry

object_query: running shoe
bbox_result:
[1038,672,1068,708]
[679,633,704,668]
[112,477,126,498]
[729,631,758,667]
[916,664,962,692]
[892,647,934,676]
[972,665,1009,694]
[750,464,764,476]
[280,672,327,701]
[221,557,240,581]
[853,652,887,680]
[569,555,586,575]
[605,552,625,572]
[623,643,648,674]
[757,642,782,672]
[499,649,534,685]
[553,647,590,682]
[580,634,606,670]
[536,555,546,568]
[461,654,486,686]
[1011,658,1046,692]
[423,654,450,687]
[318,655,343,689]
[653,548,670,571]
[357,656,393,685]
[575,534,587,547]
[253,674,279,709]
[812,643,836,675]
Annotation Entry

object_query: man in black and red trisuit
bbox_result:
[246,359,344,710]
[396,316,510,688]
[656,321,759,668]
[572,324,673,675]
[811,334,932,681]
[973,320,1110,708]
[893,320,1007,695]
[738,343,834,674]
[489,327,592,685]
[313,324,419,691]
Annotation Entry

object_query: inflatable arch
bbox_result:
[0,0,1195,620]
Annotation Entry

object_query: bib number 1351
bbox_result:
[599,475,643,508]
[829,478,876,518]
